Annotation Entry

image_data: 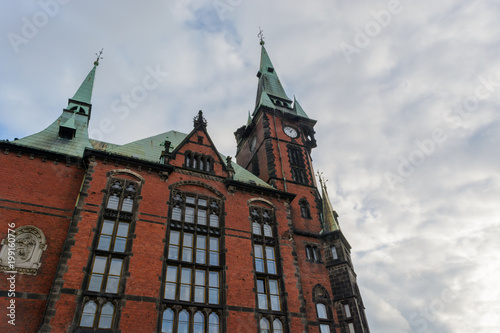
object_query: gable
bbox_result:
[170,125,228,178]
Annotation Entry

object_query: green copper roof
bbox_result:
[71,65,96,105]
[11,63,99,156]
[257,91,275,109]
[60,111,77,130]
[12,111,92,156]
[255,46,291,108]
[320,179,340,232]
[246,111,252,127]
[90,131,271,188]
[90,131,187,162]
[293,96,309,118]
[253,45,311,120]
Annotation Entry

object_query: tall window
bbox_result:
[299,198,311,218]
[78,176,141,330]
[305,244,322,263]
[313,285,332,333]
[331,246,339,260]
[287,145,309,185]
[317,303,331,333]
[162,190,222,332]
[251,205,286,331]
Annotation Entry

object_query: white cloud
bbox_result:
[1,1,500,332]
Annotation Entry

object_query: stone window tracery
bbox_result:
[161,189,223,332]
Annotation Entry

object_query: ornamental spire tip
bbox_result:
[258,27,265,45]
[94,48,103,66]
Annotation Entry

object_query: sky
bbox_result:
[1,1,499,332]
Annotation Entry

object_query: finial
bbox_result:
[317,171,327,191]
[258,27,265,45]
[193,110,207,128]
[94,48,103,66]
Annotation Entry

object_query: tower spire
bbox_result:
[70,49,102,106]
[254,34,292,112]
[318,172,340,232]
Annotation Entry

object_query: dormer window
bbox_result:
[59,126,75,140]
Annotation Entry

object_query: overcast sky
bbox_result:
[1,1,499,332]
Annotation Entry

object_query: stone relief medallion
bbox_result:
[15,233,37,262]
[0,226,47,275]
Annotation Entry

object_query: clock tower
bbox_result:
[234,39,371,333]
[235,41,317,191]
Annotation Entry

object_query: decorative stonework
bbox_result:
[0,226,47,275]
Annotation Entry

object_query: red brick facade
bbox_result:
[0,46,369,333]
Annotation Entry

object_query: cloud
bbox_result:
[1,1,500,332]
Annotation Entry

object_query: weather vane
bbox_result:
[94,48,103,66]
[258,27,265,45]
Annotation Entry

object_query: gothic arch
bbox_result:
[312,284,330,302]
[247,197,276,209]
[169,180,225,199]
[107,169,145,183]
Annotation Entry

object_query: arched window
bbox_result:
[273,319,283,333]
[313,285,331,333]
[178,310,189,333]
[263,224,272,237]
[299,198,311,218]
[316,303,328,319]
[161,309,174,333]
[192,154,198,169]
[98,303,114,328]
[185,152,214,172]
[253,222,262,235]
[209,313,219,333]
[79,301,116,329]
[107,194,120,210]
[260,318,270,333]
[206,157,212,172]
[194,312,204,333]
[80,301,97,327]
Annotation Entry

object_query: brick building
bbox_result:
[0,42,370,333]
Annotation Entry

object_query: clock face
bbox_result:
[250,136,257,152]
[283,126,298,138]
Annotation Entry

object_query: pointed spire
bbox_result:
[246,111,252,127]
[254,32,292,112]
[318,172,340,232]
[70,49,102,105]
[293,96,310,119]
[71,66,96,104]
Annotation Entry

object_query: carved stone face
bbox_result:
[15,234,37,262]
